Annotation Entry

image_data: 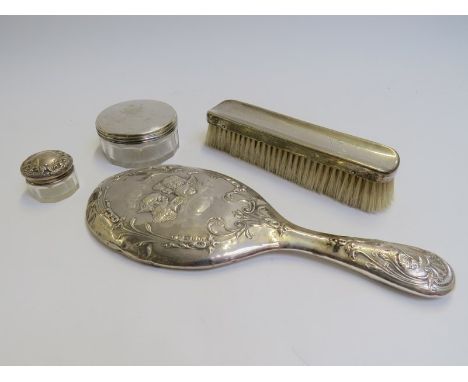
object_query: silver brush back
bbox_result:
[206,100,400,212]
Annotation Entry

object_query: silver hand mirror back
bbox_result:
[86,165,454,297]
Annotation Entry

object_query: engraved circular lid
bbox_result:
[20,150,74,185]
[96,100,177,144]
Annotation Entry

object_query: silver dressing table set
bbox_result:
[20,99,455,298]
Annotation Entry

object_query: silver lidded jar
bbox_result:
[96,99,179,168]
[20,150,79,202]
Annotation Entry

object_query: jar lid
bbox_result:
[20,150,74,185]
[96,100,177,144]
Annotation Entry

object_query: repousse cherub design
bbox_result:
[138,174,198,223]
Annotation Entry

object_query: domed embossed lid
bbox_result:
[96,100,177,144]
[20,150,74,185]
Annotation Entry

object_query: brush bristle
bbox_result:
[206,124,393,212]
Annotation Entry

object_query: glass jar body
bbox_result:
[26,170,79,203]
[99,130,179,168]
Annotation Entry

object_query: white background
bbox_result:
[1,16,467,365]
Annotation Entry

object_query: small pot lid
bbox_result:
[96,100,177,144]
[20,150,74,185]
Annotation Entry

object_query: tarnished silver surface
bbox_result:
[208,100,400,182]
[96,99,177,144]
[86,165,454,297]
[20,150,74,185]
